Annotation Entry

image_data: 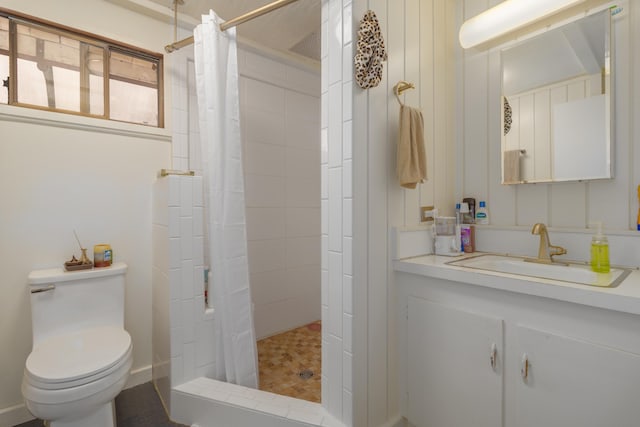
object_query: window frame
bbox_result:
[0,8,164,128]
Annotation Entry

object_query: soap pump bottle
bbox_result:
[590,221,610,273]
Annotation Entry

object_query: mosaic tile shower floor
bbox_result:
[257,321,322,403]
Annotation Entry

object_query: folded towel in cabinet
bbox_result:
[397,105,427,189]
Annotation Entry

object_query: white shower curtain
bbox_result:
[193,10,259,389]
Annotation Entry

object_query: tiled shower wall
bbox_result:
[321,0,354,424]
[171,44,321,340]
[152,175,214,412]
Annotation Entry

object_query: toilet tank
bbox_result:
[28,263,128,347]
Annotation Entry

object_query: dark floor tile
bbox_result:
[14,382,187,427]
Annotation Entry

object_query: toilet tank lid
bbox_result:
[28,262,127,285]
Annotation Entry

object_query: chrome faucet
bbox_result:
[529,223,567,264]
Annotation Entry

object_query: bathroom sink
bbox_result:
[446,254,632,288]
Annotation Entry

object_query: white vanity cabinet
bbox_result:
[407,297,503,427]
[396,268,640,427]
[515,325,640,427]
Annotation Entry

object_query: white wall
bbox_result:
[350,0,456,425]
[458,0,638,232]
[0,0,172,423]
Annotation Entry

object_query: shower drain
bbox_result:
[298,369,314,380]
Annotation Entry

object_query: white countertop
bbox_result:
[394,253,640,316]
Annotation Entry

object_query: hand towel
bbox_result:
[503,149,521,183]
[397,105,427,189]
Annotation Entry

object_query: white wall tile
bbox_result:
[245,175,285,208]
[180,177,193,217]
[328,0,343,85]
[343,313,352,353]
[342,274,352,315]
[342,237,352,276]
[196,319,215,367]
[247,239,286,273]
[244,142,286,176]
[286,236,321,268]
[169,268,181,301]
[183,342,195,382]
[169,238,181,270]
[286,176,321,208]
[342,160,352,198]
[342,351,352,391]
[169,176,180,207]
[244,78,285,113]
[342,120,352,161]
[327,334,343,417]
[170,327,182,358]
[342,82,352,122]
[246,208,286,241]
[328,251,343,337]
[242,108,286,146]
[250,269,288,305]
[343,199,352,237]
[181,260,194,300]
[182,299,195,343]
[193,207,203,237]
[286,207,322,237]
[180,217,193,260]
[328,168,343,252]
[328,83,343,167]
[193,176,203,207]
[168,207,180,238]
[286,147,321,178]
[192,236,204,267]
[171,355,183,386]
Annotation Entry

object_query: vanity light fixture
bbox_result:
[459,0,584,49]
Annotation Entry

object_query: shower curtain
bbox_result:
[193,10,259,389]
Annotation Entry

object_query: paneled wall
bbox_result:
[351,0,457,425]
[459,0,638,231]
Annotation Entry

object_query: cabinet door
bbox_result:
[516,325,640,427]
[407,297,503,427]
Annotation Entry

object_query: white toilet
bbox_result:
[22,263,133,427]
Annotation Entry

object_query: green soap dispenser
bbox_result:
[590,221,610,273]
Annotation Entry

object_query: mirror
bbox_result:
[501,9,612,184]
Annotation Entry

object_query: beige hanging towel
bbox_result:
[397,105,427,189]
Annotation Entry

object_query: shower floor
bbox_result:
[257,321,321,403]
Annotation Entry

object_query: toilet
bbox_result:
[22,263,133,427]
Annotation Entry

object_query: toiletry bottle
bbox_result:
[637,185,640,231]
[590,221,609,273]
[460,202,471,224]
[463,197,476,224]
[455,203,462,225]
[476,201,489,225]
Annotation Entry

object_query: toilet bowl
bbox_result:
[23,263,131,427]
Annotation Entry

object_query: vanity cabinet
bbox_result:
[397,270,640,427]
[407,297,503,427]
[515,326,640,427]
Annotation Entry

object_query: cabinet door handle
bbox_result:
[490,343,497,369]
[521,354,529,380]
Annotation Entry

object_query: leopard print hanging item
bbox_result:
[354,10,387,89]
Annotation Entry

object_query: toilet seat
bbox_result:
[25,326,132,390]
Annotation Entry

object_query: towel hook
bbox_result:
[393,81,415,105]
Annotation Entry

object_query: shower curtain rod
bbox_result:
[164,0,300,53]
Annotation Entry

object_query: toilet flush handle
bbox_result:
[31,285,55,294]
